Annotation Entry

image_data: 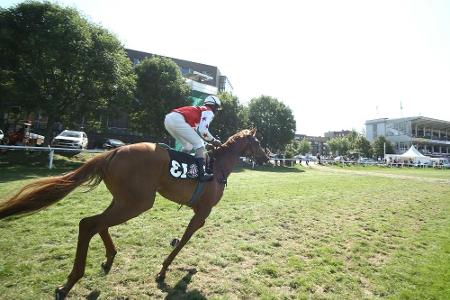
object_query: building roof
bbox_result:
[366,116,450,131]
[408,116,450,130]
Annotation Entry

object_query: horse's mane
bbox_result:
[209,129,252,157]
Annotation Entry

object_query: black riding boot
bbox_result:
[195,157,213,182]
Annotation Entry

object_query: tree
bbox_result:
[0,1,136,141]
[248,95,296,152]
[372,136,394,158]
[339,130,372,158]
[132,56,190,138]
[212,92,246,141]
[298,138,312,155]
[284,138,311,159]
[352,134,372,158]
[284,140,300,158]
[70,25,137,131]
[327,136,350,156]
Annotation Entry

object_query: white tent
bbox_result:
[400,145,427,159]
[386,145,432,165]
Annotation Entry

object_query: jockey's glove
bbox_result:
[211,139,222,147]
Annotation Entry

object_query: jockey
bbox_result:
[164,95,222,182]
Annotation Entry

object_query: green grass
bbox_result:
[0,154,449,299]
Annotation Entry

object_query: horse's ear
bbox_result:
[250,128,257,136]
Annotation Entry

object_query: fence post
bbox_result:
[48,148,54,169]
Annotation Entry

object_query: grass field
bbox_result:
[0,153,449,299]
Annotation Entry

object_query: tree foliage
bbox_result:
[372,136,395,158]
[326,130,372,158]
[248,95,296,151]
[283,140,299,158]
[132,56,190,138]
[353,134,372,158]
[0,1,136,140]
[212,92,247,141]
[298,138,312,155]
[284,138,311,158]
[327,136,350,156]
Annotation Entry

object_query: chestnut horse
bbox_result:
[0,129,269,299]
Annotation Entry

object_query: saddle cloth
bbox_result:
[158,143,213,181]
[163,147,199,180]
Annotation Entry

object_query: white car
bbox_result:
[52,130,88,149]
[0,129,4,142]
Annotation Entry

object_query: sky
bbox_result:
[2,0,450,136]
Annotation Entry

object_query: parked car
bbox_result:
[51,130,88,149]
[0,129,4,142]
[102,138,125,149]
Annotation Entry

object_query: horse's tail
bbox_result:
[0,149,119,219]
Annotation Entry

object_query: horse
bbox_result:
[0,128,269,299]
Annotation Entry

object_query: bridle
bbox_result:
[208,134,269,186]
[245,136,269,165]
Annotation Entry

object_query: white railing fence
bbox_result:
[1,145,447,170]
[0,145,104,169]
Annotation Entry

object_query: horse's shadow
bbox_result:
[84,268,205,300]
[157,268,207,300]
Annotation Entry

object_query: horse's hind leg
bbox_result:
[96,201,118,274]
[157,207,211,280]
[55,197,154,299]
[99,228,117,273]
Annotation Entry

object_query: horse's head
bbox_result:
[242,128,270,165]
[211,129,270,165]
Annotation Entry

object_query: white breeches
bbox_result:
[164,112,204,152]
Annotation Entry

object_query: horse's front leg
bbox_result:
[157,208,211,280]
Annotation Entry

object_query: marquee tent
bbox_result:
[386,145,432,165]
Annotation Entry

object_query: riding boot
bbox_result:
[195,157,213,182]
[205,156,214,174]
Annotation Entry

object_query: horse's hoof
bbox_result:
[170,238,180,248]
[55,287,67,300]
[156,272,166,282]
[101,262,112,274]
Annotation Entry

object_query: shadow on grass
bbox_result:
[86,290,101,300]
[0,151,85,182]
[83,268,205,300]
[157,268,206,300]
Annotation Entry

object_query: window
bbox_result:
[180,67,191,75]
[399,142,408,151]
[386,120,408,136]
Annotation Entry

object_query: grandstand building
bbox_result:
[126,49,233,104]
[365,116,450,158]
